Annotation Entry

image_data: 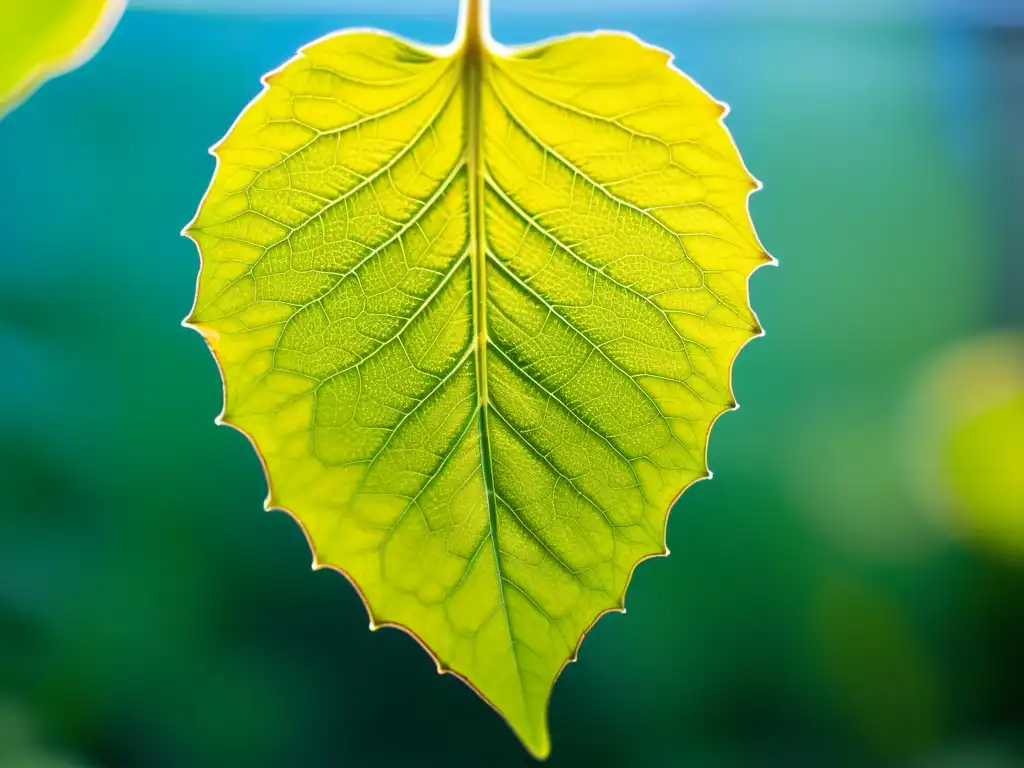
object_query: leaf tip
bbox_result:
[523,732,552,762]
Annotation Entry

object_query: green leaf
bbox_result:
[184,0,770,757]
[908,331,1024,558]
[0,0,124,119]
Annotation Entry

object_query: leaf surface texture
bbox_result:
[186,5,769,757]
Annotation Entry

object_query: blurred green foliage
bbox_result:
[0,7,1021,767]
[907,332,1024,558]
[946,393,1024,550]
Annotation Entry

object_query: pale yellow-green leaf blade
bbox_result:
[0,0,125,119]
[185,4,770,758]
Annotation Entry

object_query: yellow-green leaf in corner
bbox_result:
[0,0,125,118]
[184,0,772,757]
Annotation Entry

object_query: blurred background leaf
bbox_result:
[0,0,125,119]
[905,331,1024,559]
[0,1,1021,766]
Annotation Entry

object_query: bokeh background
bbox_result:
[1,0,1022,765]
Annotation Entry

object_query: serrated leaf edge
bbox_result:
[181,4,775,758]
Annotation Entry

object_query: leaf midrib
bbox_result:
[461,26,532,725]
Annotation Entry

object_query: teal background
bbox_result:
[1,3,1022,766]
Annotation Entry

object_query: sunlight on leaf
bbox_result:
[184,0,771,756]
[0,0,125,119]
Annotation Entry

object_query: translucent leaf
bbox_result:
[184,0,771,756]
[0,0,125,118]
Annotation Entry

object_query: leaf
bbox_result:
[0,0,125,119]
[907,331,1024,557]
[184,0,770,757]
